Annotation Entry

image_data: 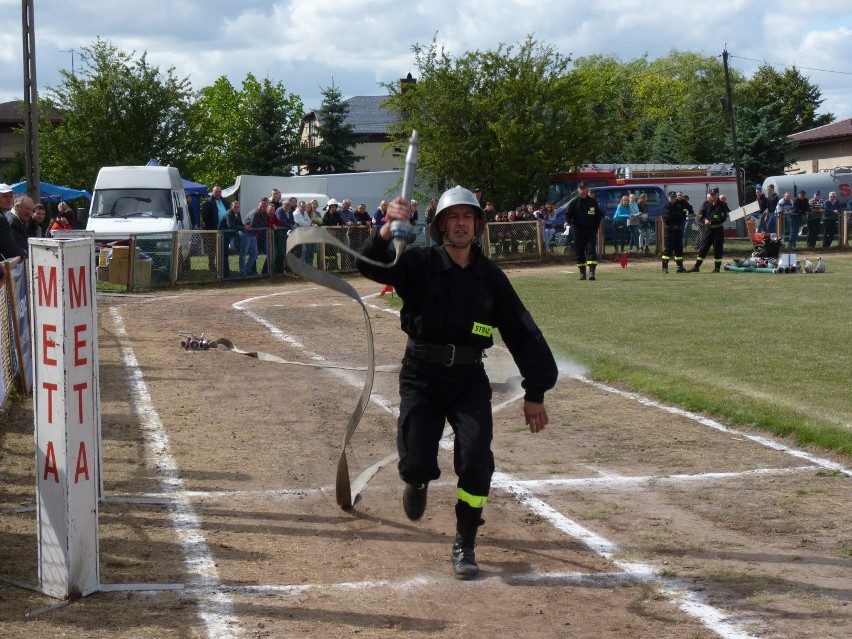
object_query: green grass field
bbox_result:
[512,253,852,456]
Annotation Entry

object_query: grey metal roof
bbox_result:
[343,95,397,135]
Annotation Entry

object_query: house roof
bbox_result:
[789,117,852,143]
[343,95,397,135]
[0,100,62,124]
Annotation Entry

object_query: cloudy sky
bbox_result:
[2,0,851,122]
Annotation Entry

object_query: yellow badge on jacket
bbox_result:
[471,322,492,337]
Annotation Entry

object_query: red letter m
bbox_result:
[37,265,58,308]
[68,266,88,308]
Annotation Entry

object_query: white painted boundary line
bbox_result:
[236,289,761,639]
[186,571,639,597]
[578,377,852,477]
[493,474,760,639]
[100,464,816,503]
[111,307,243,639]
[233,290,399,417]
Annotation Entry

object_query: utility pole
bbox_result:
[722,46,743,207]
[61,48,76,76]
[22,0,40,202]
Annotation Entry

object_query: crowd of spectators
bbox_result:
[753,184,845,249]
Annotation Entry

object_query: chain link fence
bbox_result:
[483,221,543,263]
[0,276,15,405]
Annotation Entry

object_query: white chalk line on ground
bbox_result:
[577,377,852,477]
[233,290,399,417]
[111,307,244,639]
[107,464,817,503]
[233,288,762,639]
[182,571,639,597]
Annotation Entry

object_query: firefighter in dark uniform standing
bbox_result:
[661,191,688,273]
[564,182,604,280]
[357,185,558,580]
[688,187,730,273]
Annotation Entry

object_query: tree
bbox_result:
[187,74,304,186]
[301,83,363,174]
[237,76,304,176]
[382,36,598,209]
[730,102,797,190]
[740,64,833,135]
[38,38,195,188]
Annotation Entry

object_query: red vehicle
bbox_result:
[548,164,740,208]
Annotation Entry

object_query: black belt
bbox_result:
[406,339,484,367]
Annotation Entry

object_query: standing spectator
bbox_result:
[612,195,631,254]
[356,185,557,580]
[292,200,314,265]
[338,199,357,225]
[565,182,604,280]
[822,191,842,248]
[7,195,35,256]
[26,203,47,238]
[788,190,810,250]
[308,200,324,225]
[323,199,344,226]
[753,184,768,232]
[240,198,266,275]
[202,186,229,271]
[637,192,653,254]
[56,201,77,229]
[0,184,24,260]
[474,188,485,209]
[424,198,439,224]
[626,193,641,253]
[48,210,74,236]
[688,188,730,273]
[482,200,497,223]
[202,186,229,230]
[409,199,420,225]
[660,191,688,273]
[372,200,388,228]
[266,201,284,274]
[763,183,780,234]
[774,191,794,244]
[275,196,296,231]
[536,202,557,252]
[218,200,243,278]
[807,190,825,248]
[353,202,372,226]
[269,188,283,212]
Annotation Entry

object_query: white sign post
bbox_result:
[29,238,100,599]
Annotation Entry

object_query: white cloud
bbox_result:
[0,0,849,120]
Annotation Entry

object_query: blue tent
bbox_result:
[11,180,92,202]
[144,159,209,196]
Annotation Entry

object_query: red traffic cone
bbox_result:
[379,284,394,297]
[620,252,628,268]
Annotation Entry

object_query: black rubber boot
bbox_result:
[688,262,701,272]
[676,262,686,273]
[662,260,669,274]
[713,263,721,273]
[452,503,482,580]
[588,265,596,281]
[402,482,428,521]
[578,265,587,280]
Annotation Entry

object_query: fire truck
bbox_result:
[548,163,740,207]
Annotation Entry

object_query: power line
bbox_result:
[729,54,852,76]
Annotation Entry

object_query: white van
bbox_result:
[86,166,191,246]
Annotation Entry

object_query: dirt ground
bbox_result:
[1,260,851,639]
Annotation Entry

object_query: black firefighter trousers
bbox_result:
[396,357,495,502]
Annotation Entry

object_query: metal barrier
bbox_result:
[483,220,543,263]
